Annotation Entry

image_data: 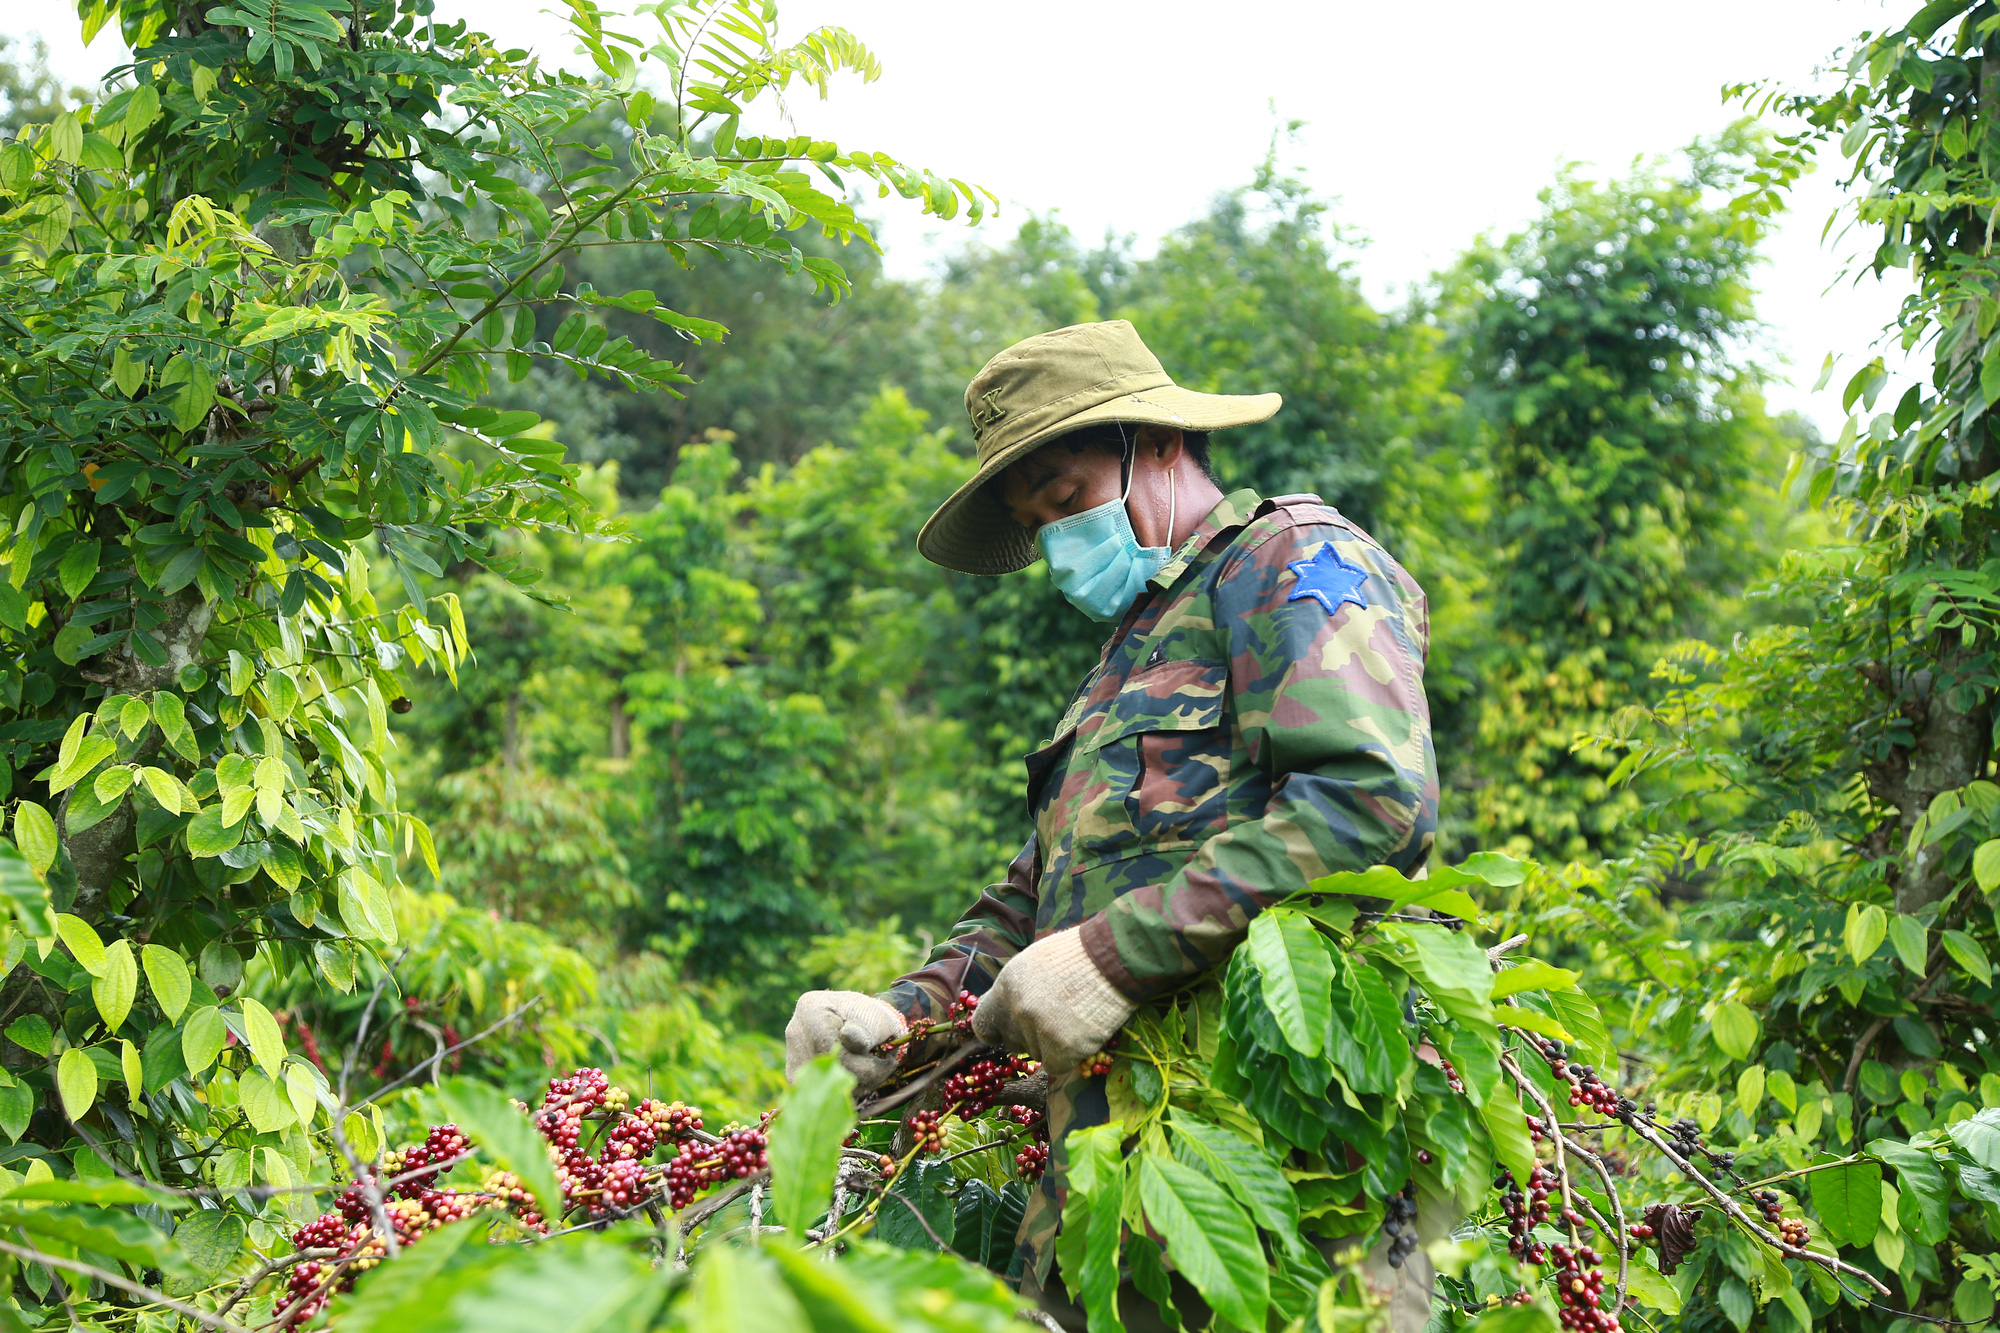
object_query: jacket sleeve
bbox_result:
[1076,517,1437,1002]
[882,836,1039,1056]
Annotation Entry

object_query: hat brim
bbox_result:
[917,385,1282,576]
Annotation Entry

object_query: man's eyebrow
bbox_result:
[1001,464,1060,525]
[1020,463,1061,496]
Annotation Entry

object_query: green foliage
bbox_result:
[0,0,977,1315]
[379,128,1817,1021]
[1444,137,1804,861]
[429,762,634,929]
[394,393,995,1011]
[799,919,926,995]
[767,1056,854,1236]
[1472,11,2000,1333]
[0,0,1935,1324]
[1119,150,1457,519]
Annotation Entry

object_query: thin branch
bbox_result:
[1619,1113,1891,1295]
[1845,950,1946,1093]
[813,1137,928,1250]
[536,1191,666,1242]
[1858,1296,1998,1328]
[409,1015,449,1089]
[1660,1154,1872,1209]
[325,1104,399,1259]
[340,951,405,1106]
[0,1236,255,1333]
[215,1247,340,1317]
[818,1159,865,1250]
[930,1132,1024,1171]
[860,1042,983,1117]
[674,1174,761,1235]
[351,997,542,1108]
[58,1104,208,1199]
[881,1189,951,1250]
[1502,1052,1627,1315]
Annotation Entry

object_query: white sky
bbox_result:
[7,0,1925,436]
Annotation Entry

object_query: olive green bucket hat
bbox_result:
[917,320,1282,575]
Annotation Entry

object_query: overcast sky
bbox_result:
[6,0,1923,435]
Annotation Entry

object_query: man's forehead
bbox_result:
[1008,446,1093,487]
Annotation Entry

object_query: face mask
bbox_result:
[1037,452,1176,622]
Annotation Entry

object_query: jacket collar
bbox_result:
[1146,487,1262,592]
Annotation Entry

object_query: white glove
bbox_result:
[972,930,1133,1073]
[785,990,906,1089]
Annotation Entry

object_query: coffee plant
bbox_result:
[0,0,1997,1328]
[0,0,991,1319]
[0,848,1955,1333]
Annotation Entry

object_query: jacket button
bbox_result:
[1146,645,1164,667]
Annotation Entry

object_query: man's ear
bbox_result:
[1135,424,1183,463]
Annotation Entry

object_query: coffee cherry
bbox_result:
[420,1188,482,1225]
[1383,1184,1420,1268]
[658,1100,703,1139]
[279,1258,335,1326]
[605,1114,659,1161]
[482,1168,533,1210]
[389,1144,432,1198]
[1496,1165,1554,1263]
[335,1180,376,1225]
[1529,1038,1619,1117]
[1549,1241,1619,1333]
[292,1212,351,1252]
[587,1158,652,1218]
[906,1109,946,1155]
[941,1054,1031,1118]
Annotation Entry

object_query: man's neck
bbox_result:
[1165,467,1225,549]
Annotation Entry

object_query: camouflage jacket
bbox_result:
[884,488,1438,1279]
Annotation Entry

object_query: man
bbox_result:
[786,320,1440,1330]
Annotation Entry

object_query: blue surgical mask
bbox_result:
[1038,455,1176,622]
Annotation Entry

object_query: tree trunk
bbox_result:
[1891,46,2000,913]
[1895,658,1994,914]
[609,691,630,761]
[667,659,685,852]
[61,591,216,922]
[502,690,523,771]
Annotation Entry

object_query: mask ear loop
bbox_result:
[1116,427,1175,549]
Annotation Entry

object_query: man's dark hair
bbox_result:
[1056,423,1217,482]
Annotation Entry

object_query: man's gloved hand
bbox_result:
[785,990,906,1089]
[972,929,1133,1073]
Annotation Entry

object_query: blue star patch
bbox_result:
[1286,544,1371,618]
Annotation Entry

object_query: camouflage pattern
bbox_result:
[885,487,1438,1280]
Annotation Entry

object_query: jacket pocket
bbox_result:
[1074,660,1230,858]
